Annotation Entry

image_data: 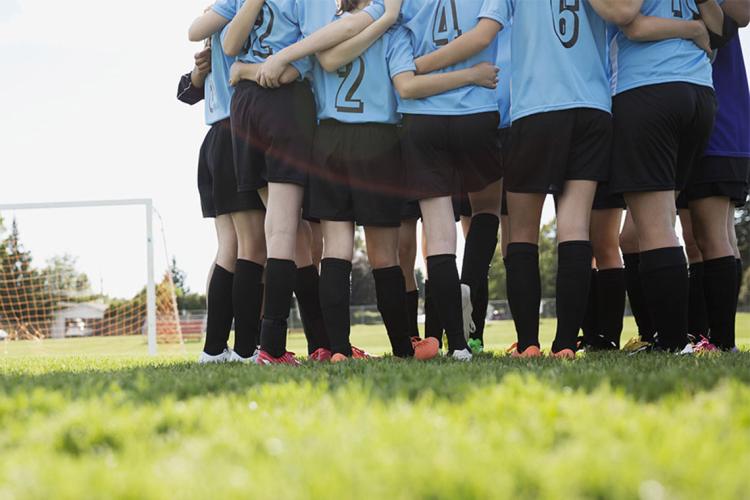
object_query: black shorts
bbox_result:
[401,112,503,200]
[307,121,404,227]
[230,80,316,192]
[592,183,626,211]
[498,127,511,216]
[610,83,717,194]
[683,156,750,205]
[505,108,611,194]
[198,119,265,218]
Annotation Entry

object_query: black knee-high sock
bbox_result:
[552,241,593,353]
[259,259,296,358]
[232,260,264,358]
[295,266,331,354]
[623,253,656,343]
[505,243,541,352]
[687,263,709,338]
[319,258,352,356]
[204,265,234,355]
[596,268,626,348]
[703,256,738,349]
[426,255,468,352]
[374,267,415,358]
[639,248,689,351]
[735,259,743,311]
[581,269,598,344]
[405,290,420,338]
[461,214,500,342]
[424,280,443,345]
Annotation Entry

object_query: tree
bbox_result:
[538,220,558,299]
[170,257,189,294]
[168,257,206,311]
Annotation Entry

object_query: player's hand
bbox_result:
[383,0,403,23]
[229,62,242,86]
[256,55,287,88]
[471,62,499,89]
[194,47,212,77]
[692,21,712,55]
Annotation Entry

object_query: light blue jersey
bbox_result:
[610,0,714,95]
[496,0,610,122]
[495,24,511,128]
[389,0,504,116]
[204,27,235,125]
[311,12,402,124]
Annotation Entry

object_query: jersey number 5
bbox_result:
[550,0,580,49]
[251,5,275,59]
[432,0,462,46]
[336,57,366,114]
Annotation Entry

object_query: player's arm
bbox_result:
[223,0,265,56]
[177,47,212,105]
[620,15,711,53]
[392,63,498,100]
[228,61,300,86]
[588,0,642,25]
[317,14,395,72]
[722,0,750,26]
[696,0,725,35]
[413,18,502,75]
[189,7,230,42]
[256,0,401,87]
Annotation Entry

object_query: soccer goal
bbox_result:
[0,199,181,355]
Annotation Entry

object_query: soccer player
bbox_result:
[178,30,267,364]
[608,0,721,353]
[498,0,637,359]
[679,0,750,351]
[388,0,506,361]
[217,0,399,365]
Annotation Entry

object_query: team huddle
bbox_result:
[178,0,750,364]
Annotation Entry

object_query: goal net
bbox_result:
[0,200,181,354]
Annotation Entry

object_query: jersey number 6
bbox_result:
[336,57,366,114]
[550,0,580,49]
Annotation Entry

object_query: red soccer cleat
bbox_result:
[350,345,372,359]
[309,348,333,362]
[411,336,440,360]
[255,350,301,366]
[507,343,542,358]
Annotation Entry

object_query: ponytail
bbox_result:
[338,0,359,14]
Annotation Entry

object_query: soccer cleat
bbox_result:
[451,348,473,362]
[255,350,301,366]
[351,345,373,359]
[468,338,484,354]
[623,337,652,353]
[331,353,348,363]
[198,348,233,364]
[693,336,718,354]
[577,334,617,352]
[309,348,333,362]
[507,343,542,358]
[678,343,695,356]
[228,349,259,364]
[550,349,576,359]
[411,336,440,360]
[461,284,476,341]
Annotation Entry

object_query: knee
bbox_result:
[369,250,398,270]
[398,238,417,267]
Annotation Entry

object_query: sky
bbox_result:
[0,1,749,298]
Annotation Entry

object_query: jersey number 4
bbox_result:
[432,0,462,46]
[336,57,366,114]
[551,0,580,49]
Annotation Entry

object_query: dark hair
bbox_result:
[338,0,359,13]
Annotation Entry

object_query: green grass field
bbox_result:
[2,318,750,499]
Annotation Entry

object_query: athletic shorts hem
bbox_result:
[610,184,677,195]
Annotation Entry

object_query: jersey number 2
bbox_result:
[432,0,462,46]
[551,0,580,49]
[251,5,274,59]
[336,57,366,114]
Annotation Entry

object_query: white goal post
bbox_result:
[0,199,159,355]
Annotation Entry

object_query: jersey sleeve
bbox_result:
[211,0,236,21]
[488,0,513,28]
[291,56,314,81]
[176,72,205,105]
[386,25,417,78]
[363,0,386,21]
